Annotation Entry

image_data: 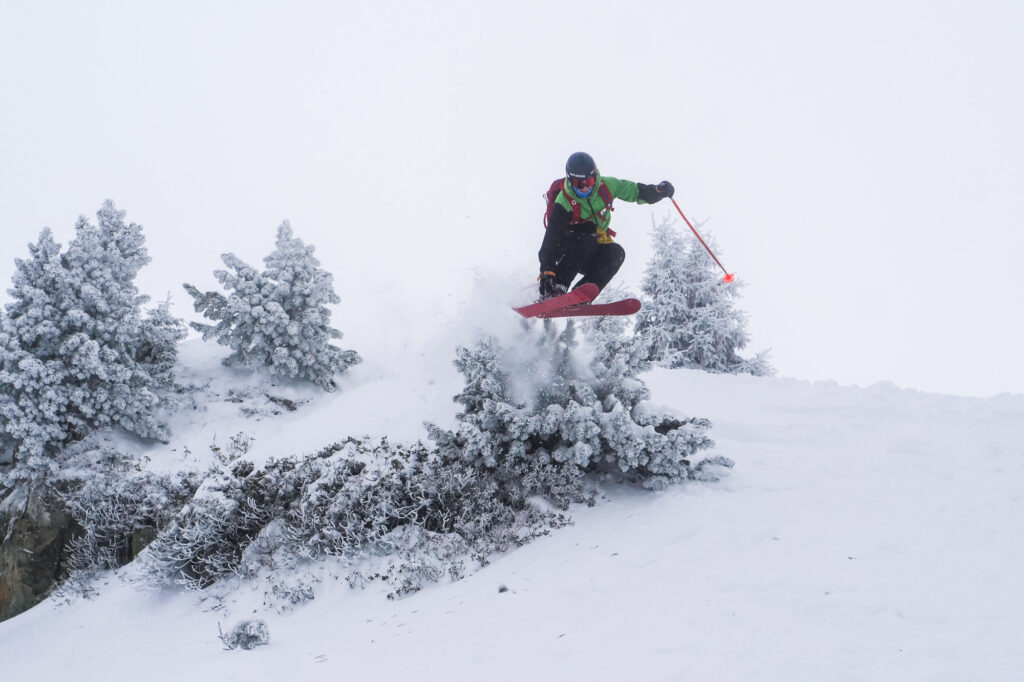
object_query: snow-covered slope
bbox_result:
[2,341,1021,682]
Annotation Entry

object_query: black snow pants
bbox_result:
[553,231,625,292]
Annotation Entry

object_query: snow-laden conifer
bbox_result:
[579,283,655,390]
[184,222,360,391]
[0,228,73,475]
[429,322,724,489]
[0,203,178,480]
[636,219,773,376]
[62,203,168,437]
[136,298,188,391]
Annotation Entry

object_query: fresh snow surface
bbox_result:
[2,333,1023,681]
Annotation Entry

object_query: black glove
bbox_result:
[656,181,674,198]
[539,271,564,299]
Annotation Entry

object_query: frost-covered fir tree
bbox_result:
[0,202,179,479]
[184,221,360,391]
[577,282,655,387]
[58,202,169,439]
[0,228,72,474]
[429,323,728,490]
[136,297,188,391]
[260,223,360,387]
[636,219,773,376]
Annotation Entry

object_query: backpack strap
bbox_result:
[544,179,615,227]
[598,182,614,214]
[566,181,614,225]
[566,193,583,223]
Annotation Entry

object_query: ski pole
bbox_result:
[669,197,735,283]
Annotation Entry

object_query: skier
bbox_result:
[538,151,674,300]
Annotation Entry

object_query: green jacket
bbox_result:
[553,174,648,241]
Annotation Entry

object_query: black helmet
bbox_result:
[566,152,598,198]
[566,151,597,180]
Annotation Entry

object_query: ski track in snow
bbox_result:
[1,346,1023,681]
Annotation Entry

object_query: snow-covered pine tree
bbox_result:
[58,201,168,441]
[0,203,173,480]
[429,323,724,490]
[0,228,74,475]
[636,219,773,376]
[183,253,268,369]
[184,222,360,391]
[261,222,360,389]
[136,297,188,391]
[577,282,654,387]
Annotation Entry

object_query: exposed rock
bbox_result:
[0,484,83,622]
[131,525,158,559]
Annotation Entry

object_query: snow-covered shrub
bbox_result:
[54,458,202,600]
[278,437,580,589]
[141,436,276,590]
[310,438,577,592]
[184,221,360,391]
[136,436,418,590]
[0,203,184,482]
[636,219,773,376]
[428,323,721,489]
[131,433,582,599]
[219,619,269,650]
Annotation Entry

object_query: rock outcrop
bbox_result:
[0,484,82,622]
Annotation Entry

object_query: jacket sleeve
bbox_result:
[604,176,665,205]
[539,204,571,271]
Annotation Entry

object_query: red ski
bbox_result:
[536,298,642,318]
[513,283,599,318]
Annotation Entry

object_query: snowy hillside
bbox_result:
[1,332,1021,682]
[2,2,1022,679]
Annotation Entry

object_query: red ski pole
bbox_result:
[669,197,735,283]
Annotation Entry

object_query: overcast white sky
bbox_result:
[1,1,1021,397]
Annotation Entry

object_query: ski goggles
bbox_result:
[569,175,596,193]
